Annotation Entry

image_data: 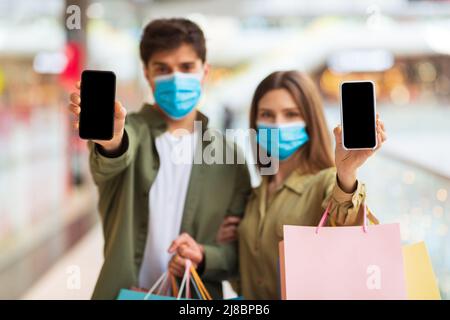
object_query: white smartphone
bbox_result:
[339,80,377,150]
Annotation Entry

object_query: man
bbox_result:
[68,18,251,299]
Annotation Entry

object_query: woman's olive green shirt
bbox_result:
[238,167,367,300]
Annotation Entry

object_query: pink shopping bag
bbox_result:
[281,203,407,300]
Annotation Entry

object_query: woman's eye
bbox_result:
[286,112,300,118]
[259,112,272,118]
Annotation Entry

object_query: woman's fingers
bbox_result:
[223,216,241,226]
[76,81,81,90]
[217,225,238,243]
[379,119,385,131]
[225,225,238,235]
[379,122,387,141]
[333,125,343,148]
[379,128,387,142]
[222,231,238,242]
[376,120,387,141]
[222,227,238,240]
[372,116,386,151]
[373,126,386,152]
[220,216,241,230]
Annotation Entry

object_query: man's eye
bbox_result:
[181,65,194,72]
[155,66,169,74]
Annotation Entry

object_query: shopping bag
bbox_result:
[279,241,287,300]
[280,203,407,299]
[117,259,202,300]
[117,259,243,300]
[280,231,442,300]
[117,288,177,300]
[403,242,441,300]
[117,271,179,300]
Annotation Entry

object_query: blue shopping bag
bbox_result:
[117,289,177,300]
[117,259,244,300]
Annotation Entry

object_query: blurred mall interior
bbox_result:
[0,0,449,299]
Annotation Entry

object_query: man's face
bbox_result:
[144,43,209,92]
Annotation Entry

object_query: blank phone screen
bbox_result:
[341,81,377,149]
[79,70,116,140]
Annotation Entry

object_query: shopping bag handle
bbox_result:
[177,259,213,300]
[142,261,191,300]
[142,260,203,300]
[170,273,179,297]
[177,259,192,299]
[190,265,212,300]
[143,271,169,300]
[315,201,368,234]
[156,272,171,296]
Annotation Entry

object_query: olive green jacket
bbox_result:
[88,104,251,300]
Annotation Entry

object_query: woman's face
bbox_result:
[256,88,305,125]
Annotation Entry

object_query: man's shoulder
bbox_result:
[125,103,166,130]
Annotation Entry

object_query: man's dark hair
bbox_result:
[139,18,207,66]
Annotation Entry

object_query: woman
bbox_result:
[217,70,386,299]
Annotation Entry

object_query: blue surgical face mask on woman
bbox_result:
[153,72,203,119]
[256,121,310,161]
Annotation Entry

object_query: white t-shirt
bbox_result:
[138,129,198,289]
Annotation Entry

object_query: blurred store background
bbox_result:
[0,0,449,299]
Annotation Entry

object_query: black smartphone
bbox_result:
[79,70,116,140]
[340,81,377,150]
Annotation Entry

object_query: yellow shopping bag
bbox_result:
[402,242,441,300]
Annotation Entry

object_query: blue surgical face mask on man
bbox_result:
[256,121,310,161]
[153,72,203,120]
